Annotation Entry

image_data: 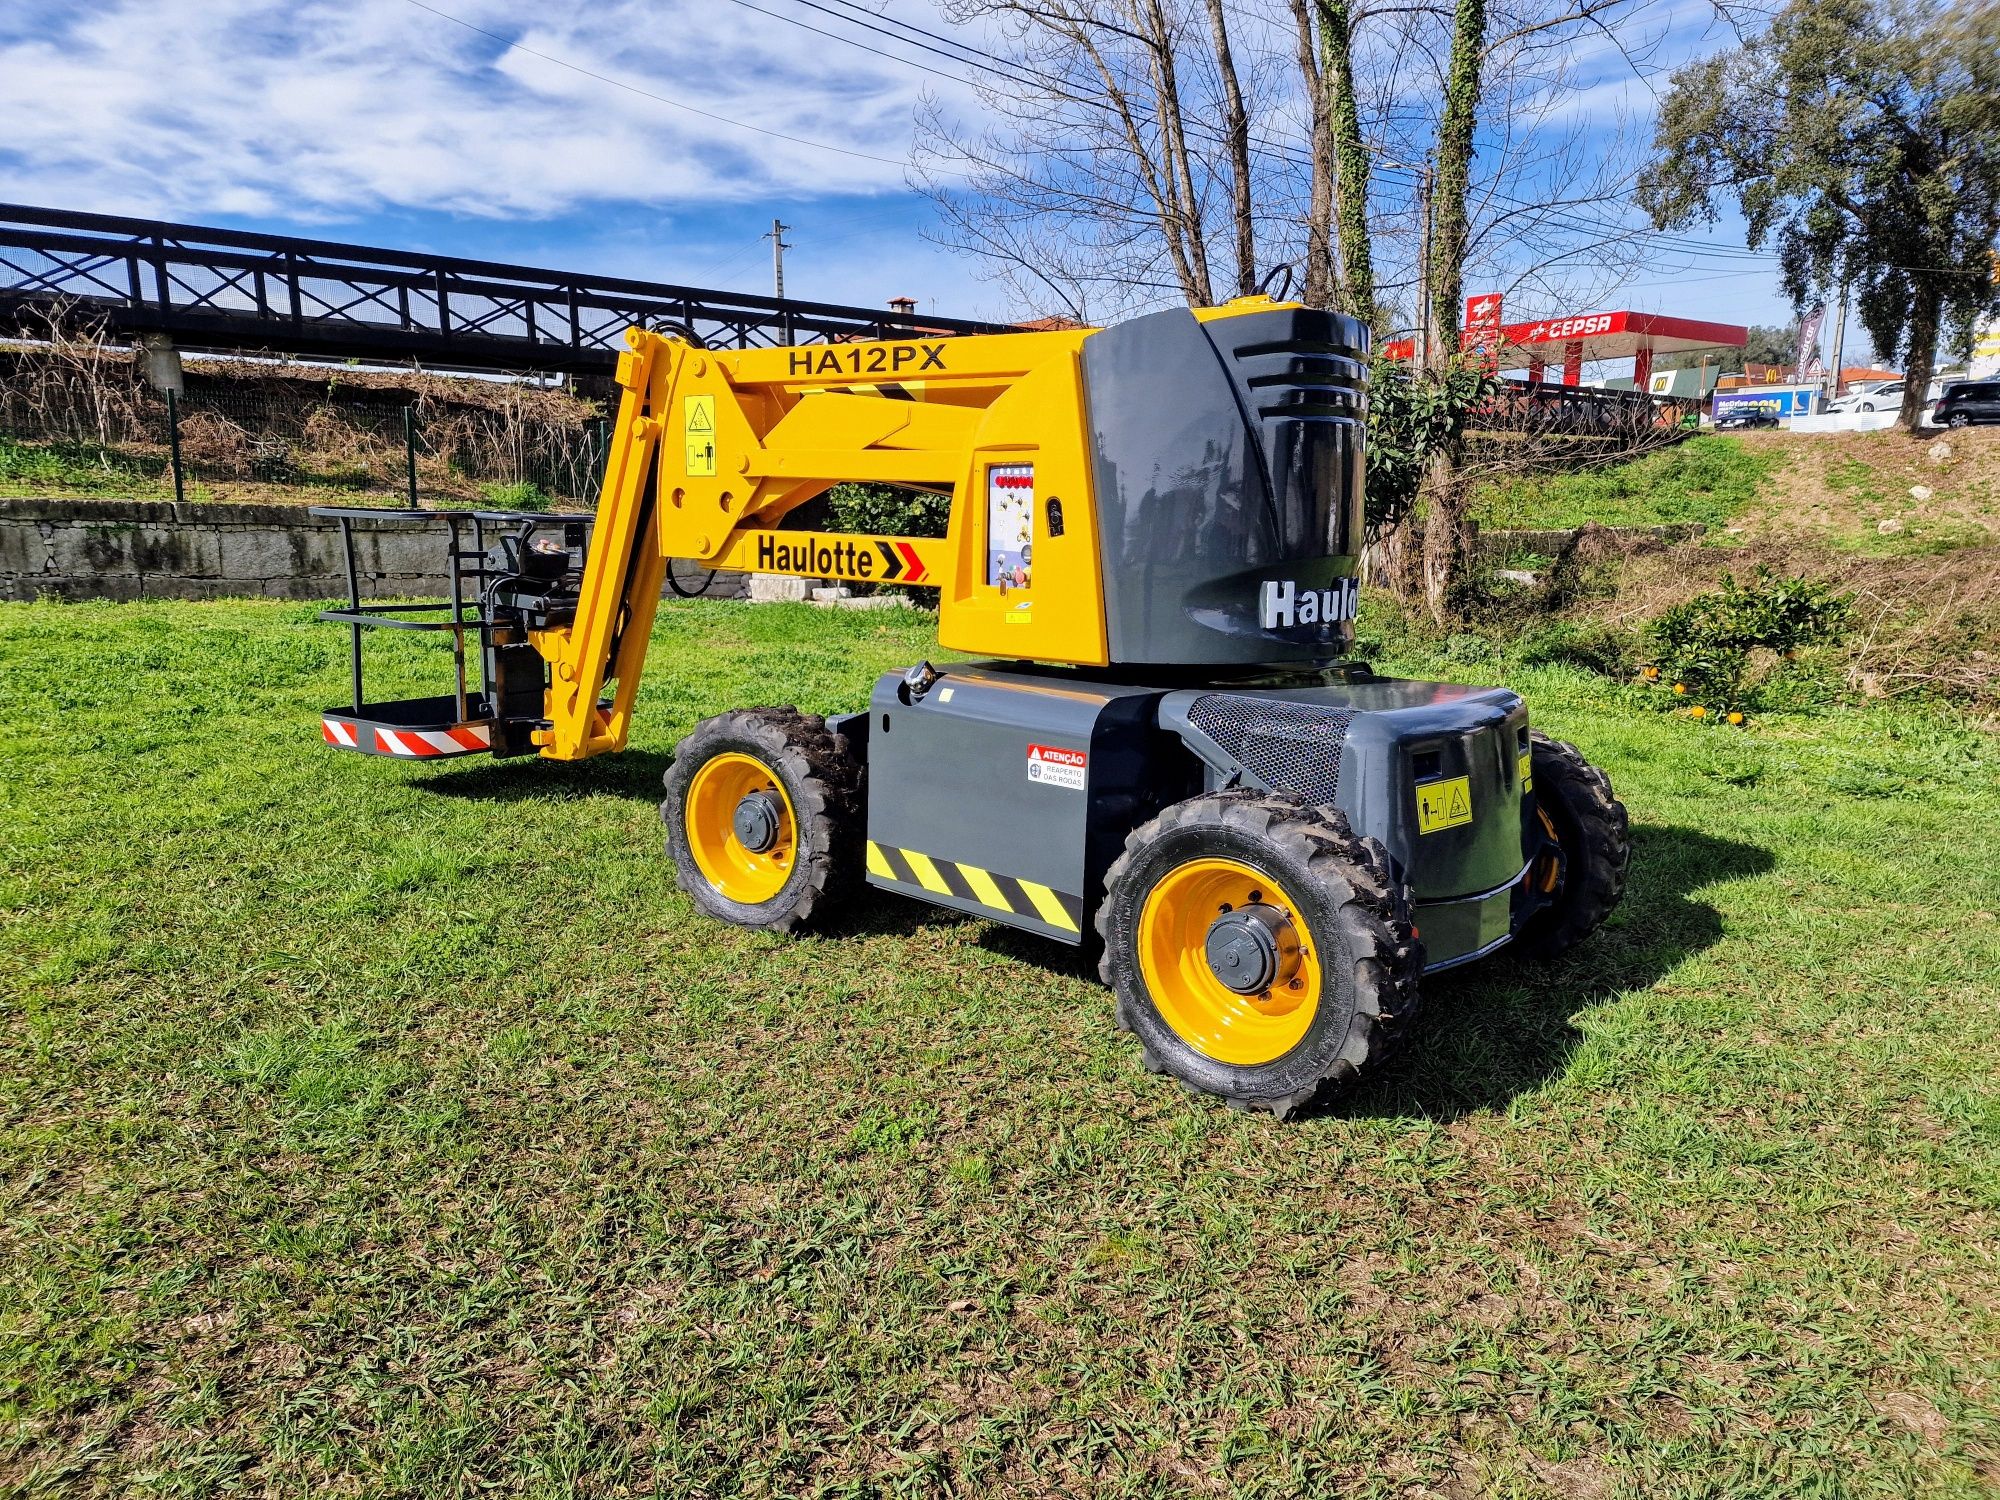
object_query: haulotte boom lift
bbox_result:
[315,296,1629,1118]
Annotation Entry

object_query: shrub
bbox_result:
[824,482,950,538]
[1366,361,1499,533]
[1646,567,1851,709]
[481,480,553,512]
[175,410,255,477]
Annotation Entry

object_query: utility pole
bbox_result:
[1415,163,1434,369]
[1826,277,1850,397]
[765,218,791,299]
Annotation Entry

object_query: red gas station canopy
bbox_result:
[1381,307,1747,370]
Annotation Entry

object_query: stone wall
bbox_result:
[0,498,1710,606]
[0,498,748,603]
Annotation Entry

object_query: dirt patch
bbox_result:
[1730,427,2000,553]
[1869,1389,1950,1448]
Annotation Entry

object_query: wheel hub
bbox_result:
[1203,904,1297,994]
[732,790,786,853]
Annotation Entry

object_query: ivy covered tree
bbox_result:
[1639,0,2000,429]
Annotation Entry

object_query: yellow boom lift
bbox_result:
[315,296,1628,1118]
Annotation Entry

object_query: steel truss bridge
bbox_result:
[0,204,1003,375]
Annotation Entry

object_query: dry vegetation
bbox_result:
[0,308,604,506]
[1464,429,2000,715]
[1728,428,2000,554]
[1576,536,2000,706]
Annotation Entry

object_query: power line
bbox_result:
[816,0,1045,77]
[737,0,1333,180]
[401,0,1832,294]
[399,0,924,172]
[786,4,1783,273]
[744,0,1796,279]
[719,0,976,86]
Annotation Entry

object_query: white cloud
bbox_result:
[0,0,974,221]
[0,0,1794,327]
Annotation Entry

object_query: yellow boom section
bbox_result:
[532,320,1114,760]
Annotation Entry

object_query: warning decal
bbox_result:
[684,394,716,477]
[1519,750,1533,792]
[1027,742,1087,790]
[1416,775,1474,834]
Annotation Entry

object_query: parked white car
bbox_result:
[1850,380,1906,413]
[1824,379,1893,414]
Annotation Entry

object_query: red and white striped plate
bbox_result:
[321,717,492,757]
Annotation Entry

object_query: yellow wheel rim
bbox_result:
[1535,804,1562,892]
[684,752,797,905]
[1137,857,1322,1066]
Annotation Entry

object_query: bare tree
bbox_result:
[1202,0,1259,296]
[918,0,1678,612]
[1282,0,1339,307]
[918,1,1338,318]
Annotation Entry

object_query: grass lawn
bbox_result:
[3,598,1998,1497]
[1471,436,1780,533]
[1472,428,2000,561]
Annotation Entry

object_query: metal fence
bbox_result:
[0,355,612,508]
[1481,379,1701,439]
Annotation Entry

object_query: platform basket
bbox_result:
[312,505,592,758]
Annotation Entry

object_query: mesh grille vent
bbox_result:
[1186,694,1354,805]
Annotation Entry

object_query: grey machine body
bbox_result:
[833,304,1548,969]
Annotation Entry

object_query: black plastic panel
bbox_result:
[1080,306,1370,668]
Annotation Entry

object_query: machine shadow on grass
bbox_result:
[974,820,1774,1123]
[417,757,1772,1122]
[1328,821,1773,1122]
[420,750,679,804]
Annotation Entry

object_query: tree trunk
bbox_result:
[1140,0,1214,306]
[1066,24,1208,309]
[1427,0,1486,358]
[1284,0,1336,308]
[1202,0,1257,297]
[1419,448,1469,622]
[1316,0,1375,323]
[1899,279,1941,431]
[1414,0,1487,625]
[1365,519,1422,600]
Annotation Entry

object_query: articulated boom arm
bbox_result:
[525,293,1364,764]
[531,320,1106,761]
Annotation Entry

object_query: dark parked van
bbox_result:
[1935,380,2000,427]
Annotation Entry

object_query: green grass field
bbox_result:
[3,598,1997,1497]
[1471,436,1780,532]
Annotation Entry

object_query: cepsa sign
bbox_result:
[1522,312,1619,342]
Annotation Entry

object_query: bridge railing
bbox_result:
[0,204,1004,373]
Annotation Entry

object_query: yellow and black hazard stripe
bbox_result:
[866,840,1082,934]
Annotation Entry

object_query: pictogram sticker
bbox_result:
[684,394,716,476]
[1026,742,1087,790]
[1519,750,1533,792]
[1416,775,1474,834]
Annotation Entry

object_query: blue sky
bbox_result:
[0,0,1861,359]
